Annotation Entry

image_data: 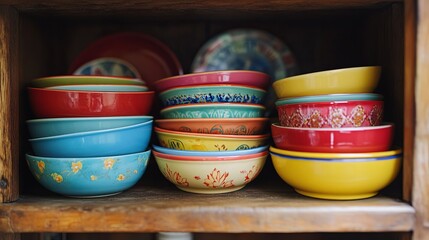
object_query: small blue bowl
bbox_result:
[27,116,153,138]
[28,120,153,158]
[275,93,383,106]
[26,150,151,197]
[152,144,269,156]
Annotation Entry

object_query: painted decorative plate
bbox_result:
[73,57,142,79]
[191,29,298,116]
[69,32,183,90]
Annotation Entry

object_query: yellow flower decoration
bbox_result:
[117,174,125,181]
[37,161,45,173]
[51,173,63,183]
[71,161,83,173]
[90,175,97,181]
[104,158,116,169]
[133,170,138,174]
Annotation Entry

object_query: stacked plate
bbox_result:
[151,70,272,194]
[25,75,155,198]
[269,66,402,200]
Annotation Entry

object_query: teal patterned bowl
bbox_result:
[158,84,266,106]
[160,103,266,119]
[26,150,151,197]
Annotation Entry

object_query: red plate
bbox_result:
[69,32,183,90]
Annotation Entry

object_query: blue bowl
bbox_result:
[27,116,153,138]
[26,150,151,197]
[275,93,383,106]
[28,120,153,158]
[152,144,269,156]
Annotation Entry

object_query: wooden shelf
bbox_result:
[0,0,402,19]
[0,185,414,233]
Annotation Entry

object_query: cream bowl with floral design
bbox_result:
[153,150,268,194]
[154,126,270,151]
[26,150,151,197]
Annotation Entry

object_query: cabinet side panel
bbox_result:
[414,0,429,238]
[0,6,19,203]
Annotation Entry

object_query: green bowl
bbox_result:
[30,75,146,88]
[160,103,266,119]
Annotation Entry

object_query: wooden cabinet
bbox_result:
[1,0,426,239]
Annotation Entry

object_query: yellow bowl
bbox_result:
[270,146,401,200]
[154,127,270,151]
[270,145,402,159]
[272,66,381,98]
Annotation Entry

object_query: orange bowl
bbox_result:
[155,118,269,135]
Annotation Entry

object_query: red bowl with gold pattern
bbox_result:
[275,94,383,128]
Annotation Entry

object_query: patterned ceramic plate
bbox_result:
[69,32,183,90]
[191,29,298,115]
[73,57,142,79]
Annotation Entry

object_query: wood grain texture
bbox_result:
[0,186,415,233]
[413,0,429,239]
[403,0,416,203]
[0,7,19,203]
[0,0,402,18]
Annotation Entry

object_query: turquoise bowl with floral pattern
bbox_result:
[26,150,151,197]
[158,84,267,106]
[160,103,266,119]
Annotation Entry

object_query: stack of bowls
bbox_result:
[151,70,272,194]
[25,75,155,198]
[270,66,402,200]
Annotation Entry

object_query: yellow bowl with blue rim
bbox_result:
[272,66,381,98]
[270,146,401,200]
[155,126,270,151]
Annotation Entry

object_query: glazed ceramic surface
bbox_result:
[159,84,267,106]
[276,93,383,105]
[276,99,383,128]
[190,29,298,115]
[160,103,266,119]
[153,150,268,194]
[270,148,401,200]
[191,29,298,80]
[153,70,270,92]
[47,84,149,92]
[30,75,146,88]
[271,123,394,153]
[29,120,153,158]
[69,32,182,90]
[28,88,154,118]
[272,66,381,98]
[155,118,269,135]
[73,57,142,79]
[152,144,269,156]
[26,150,151,197]
[27,116,153,138]
[269,145,402,159]
[154,127,270,151]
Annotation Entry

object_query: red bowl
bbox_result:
[153,70,270,92]
[28,87,154,117]
[271,123,394,153]
[276,95,383,128]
